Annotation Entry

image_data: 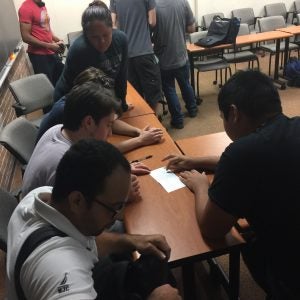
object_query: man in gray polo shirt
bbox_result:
[152,0,198,129]
[110,0,163,114]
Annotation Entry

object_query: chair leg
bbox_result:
[196,71,200,98]
[213,70,218,85]
[268,54,272,76]
[219,69,223,87]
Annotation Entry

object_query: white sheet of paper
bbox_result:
[150,167,186,193]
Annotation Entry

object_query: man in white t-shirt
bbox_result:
[7,139,181,299]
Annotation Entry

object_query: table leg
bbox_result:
[188,52,195,91]
[188,52,202,105]
[228,248,240,300]
[182,263,196,300]
[273,38,286,90]
[282,36,290,77]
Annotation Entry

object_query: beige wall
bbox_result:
[13,0,296,41]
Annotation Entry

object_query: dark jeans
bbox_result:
[128,54,162,109]
[28,53,64,86]
[160,62,197,125]
[92,255,176,300]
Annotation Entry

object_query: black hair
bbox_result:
[63,81,120,131]
[82,0,112,34]
[52,139,130,204]
[218,70,282,120]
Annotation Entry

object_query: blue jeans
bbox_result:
[160,63,197,125]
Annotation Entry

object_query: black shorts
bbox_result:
[128,54,162,108]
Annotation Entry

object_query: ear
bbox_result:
[81,115,95,131]
[229,104,240,123]
[67,191,88,214]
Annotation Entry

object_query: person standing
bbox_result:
[152,0,198,129]
[110,0,163,114]
[18,0,64,86]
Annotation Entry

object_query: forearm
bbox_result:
[115,137,144,154]
[194,185,209,226]
[111,12,118,29]
[96,232,138,257]
[51,33,61,42]
[192,156,220,171]
[22,33,53,49]
[112,119,141,137]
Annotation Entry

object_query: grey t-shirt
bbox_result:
[153,0,194,70]
[110,0,155,58]
[22,125,72,197]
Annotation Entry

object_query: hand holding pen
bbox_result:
[130,155,152,175]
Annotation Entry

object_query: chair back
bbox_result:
[202,12,224,29]
[0,117,38,165]
[258,15,286,33]
[295,1,300,13]
[264,3,287,19]
[0,189,18,252]
[67,30,82,47]
[297,13,300,24]
[9,74,54,115]
[232,8,256,26]
[238,23,251,36]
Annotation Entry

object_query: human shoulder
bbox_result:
[18,0,34,21]
[21,238,98,300]
[112,29,128,45]
[68,35,93,58]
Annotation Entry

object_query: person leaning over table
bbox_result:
[54,0,129,112]
[37,67,163,151]
[164,70,300,299]
[7,139,181,300]
[52,1,163,144]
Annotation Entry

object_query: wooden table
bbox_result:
[121,82,154,119]
[187,30,293,91]
[175,131,231,157]
[110,119,244,300]
[277,25,300,35]
[176,132,249,232]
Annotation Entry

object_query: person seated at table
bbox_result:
[37,67,164,149]
[7,139,181,300]
[22,81,151,198]
[165,70,300,299]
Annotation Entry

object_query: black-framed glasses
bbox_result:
[93,198,125,218]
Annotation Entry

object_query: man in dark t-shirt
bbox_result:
[165,70,300,299]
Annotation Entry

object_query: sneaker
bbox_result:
[170,121,184,129]
[188,109,198,118]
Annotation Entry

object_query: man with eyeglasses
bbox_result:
[7,139,181,300]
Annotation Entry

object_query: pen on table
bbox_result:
[130,155,153,163]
